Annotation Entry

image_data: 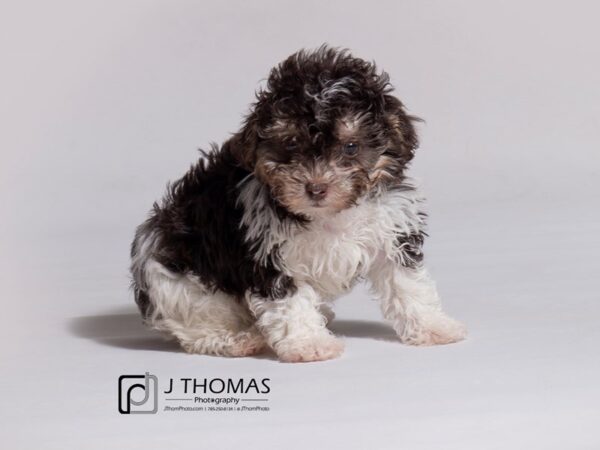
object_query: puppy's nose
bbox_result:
[306,182,328,200]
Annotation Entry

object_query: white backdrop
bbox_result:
[1,1,599,449]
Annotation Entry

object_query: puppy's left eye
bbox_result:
[342,142,359,156]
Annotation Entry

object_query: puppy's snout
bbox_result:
[306,182,329,201]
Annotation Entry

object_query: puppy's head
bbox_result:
[233,46,419,217]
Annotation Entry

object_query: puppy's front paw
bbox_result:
[275,333,344,363]
[400,312,467,346]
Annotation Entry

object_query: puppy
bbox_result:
[130,46,466,362]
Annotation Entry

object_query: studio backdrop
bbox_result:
[1,1,599,449]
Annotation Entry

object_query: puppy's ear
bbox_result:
[382,94,420,166]
[229,114,261,170]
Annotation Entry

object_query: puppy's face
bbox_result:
[234,47,419,218]
[254,113,390,217]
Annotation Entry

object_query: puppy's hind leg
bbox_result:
[141,259,265,357]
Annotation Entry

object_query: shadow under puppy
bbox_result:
[130,46,466,362]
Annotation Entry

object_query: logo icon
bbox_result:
[118,372,158,414]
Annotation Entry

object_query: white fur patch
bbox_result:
[131,225,264,356]
[237,177,295,267]
[142,258,264,356]
[240,177,426,299]
[369,263,467,345]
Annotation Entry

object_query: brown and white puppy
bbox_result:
[130,46,466,362]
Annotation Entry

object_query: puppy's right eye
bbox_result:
[285,137,299,151]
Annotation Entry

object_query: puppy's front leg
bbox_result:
[369,261,467,346]
[246,283,343,362]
